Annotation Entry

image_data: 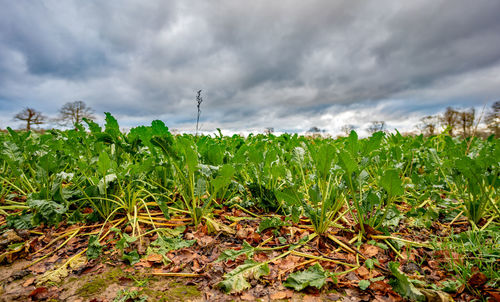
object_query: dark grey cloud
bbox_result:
[0,0,499,134]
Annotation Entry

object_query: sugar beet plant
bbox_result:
[0,114,498,243]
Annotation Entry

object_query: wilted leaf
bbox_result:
[86,235,102,260]
[122,250,140,265]
[217,241,255,262]
[147,236,195,256]
[284,263,328,291]
[258,217,288,233]
[388,262,425,302]
[217,260,270,293]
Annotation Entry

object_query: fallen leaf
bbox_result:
[356,266,370,279]
[28,287,47,298]
[468,272,487,287]
[146,253,163,263]
[30,263,47,274]
[240,292,255,301]
[303,294,322,302]
[23,277,36,287]
[485,290,500,302]
[369,281,391,294]
[134,259,152,268]
[363,245,380,257]
[270,290,293,300]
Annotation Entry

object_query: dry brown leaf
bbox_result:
[30,263,47,274]
[277,255,301,271]
[270,290,293,300]
[240,292,255,301]
[468,272,488,287]
[363,244,379,257]
[356,266,370,279]
[303,294,322,302]
[23,277,36,287]
[146,253,163,263]
[134,259,152,268]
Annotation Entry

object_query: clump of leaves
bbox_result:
[6,212,33,229]
[28,199,66,226]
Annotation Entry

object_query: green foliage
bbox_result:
[147,236,196,256]
[217,241,256,262]
[258,217,288,233]
[0,114,498,299]
[27,199,66,226]
[388,262,425,302]
[87,235,103,260]
[6,212,33,229]
[283,263,330,291]
[122,250,140,265]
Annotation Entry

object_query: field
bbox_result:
[0,114,498,301]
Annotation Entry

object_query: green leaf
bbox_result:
[217,241,255,262]
[27,199,66,226]
[217,260,270,293]
[338,150,358,175]
[346,130,359,156]
[388,262,425,302]
[380,169,404,197]
[160,226,186,238]
[116,233,137,251]
[122,250,140,265]
[258,217,288,233]
[6,212,33,229]
[365,258,379,270]
[97,151,112,176]
[283,263,328,291]
[147,236,195,256]
[83,117,102,133]
[87,235,102,260]
[359,279,370,290]
[104,112,120,136]
[156,199,170,220]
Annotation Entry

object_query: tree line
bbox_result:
[8,100,500,138]
[12,101,95,131]
[416,102,499,138]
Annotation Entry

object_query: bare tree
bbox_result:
[57,101,95,129]
[440,107,459,136]
[366,121,386,134]
[418,115,440,136]
[340,124,355,136]
[485,101,500,138]
[307,126,322,133]
[14,108,46,130]
[264,127,274,135]
[457,108,475,138]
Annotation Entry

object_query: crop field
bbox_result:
[0,114,498,301]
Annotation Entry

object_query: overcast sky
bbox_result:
[1,1,499,135]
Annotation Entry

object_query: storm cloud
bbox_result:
[1,0,499,135]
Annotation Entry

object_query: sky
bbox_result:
[1,1,499,136]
